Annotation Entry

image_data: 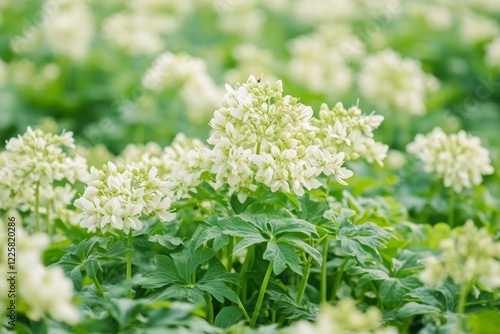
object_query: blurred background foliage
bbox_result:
[0,0,499,224]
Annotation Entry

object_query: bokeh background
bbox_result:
[1,0,499,223]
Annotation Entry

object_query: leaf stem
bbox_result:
[238,247,254,303]
[296,255,312,304]
[330,257,349,302]
[237,298,251,322]
[46,200,52,237]
[92,277,106,300]
[35,181,41,232]
[449,189,455,227]
[204,292,214,325]
[456,283,471,334]
[320,238,329,303]
[250,260,273,327]
[126,231,133,299]
[227,236,234,272]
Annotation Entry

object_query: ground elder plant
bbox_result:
[0,73,499,334]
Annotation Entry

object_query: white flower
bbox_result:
[0,127,88,212]
[293,299,398,334]
[460,12,499,45]
[42,0,94,60]
[419,221,500,291]
[359,49,438,115]
[407,127,494,193]
[485,37,500,69]
[313,102,388,166]
[206,75,353,200]
[75,162,176,234]
[0,222,79,323]
[287,25,359,95]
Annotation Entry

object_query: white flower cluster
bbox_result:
[216,0,264,38]
[312,102,388,166]
[485,37,500,69]
[419,220,500,291]
[74,162,176,234]
[103,0,192,55]
[460,11,499,45]
[116,135,209,201]
[42,0,94,60]
[0,127,88,212]
[205,75,354,202]
[162,134,208,200]
[359,49,438,115]
[142,52,221,123]
[288,25,362,95]
[0,221,79,323]
[293,299,398,334]
[407,127,494,193]
[117,142,166,174]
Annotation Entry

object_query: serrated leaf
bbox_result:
[83,256,102,281]
[380,278,406,309]
[271,218,317,237]
[171,243,215,283]
[194,225,229,252]
[264,241,302,275]
[280,237,322,265]
[197,260,239,303]
[340,237,368,263]
[397,302,440,319]
[214,306,243,328]
[141,255,183,288]
[149,234,183,250]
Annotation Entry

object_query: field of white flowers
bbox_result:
[1,1,500,333]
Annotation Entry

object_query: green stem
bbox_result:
[92,277,106,300]
[126,231,133,299]
[237,299,251,322]
[35,181,41,232]
[456,283,471,334]
[204,292,214,325]
[320,238,329,303]
[449,190,455,227]
[330,257,349,302]
[46,201,52,237]
[238,247,254,303]
[250,261,273,327]
[227,236,234,272]
[296,256,312,304]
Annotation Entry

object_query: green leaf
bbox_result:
[197,260,240,303]
[263,241,302,275]
[194,225,229,252]
[397,302,441,319]
[468,310,500,334]
[83,256,103,281]
[171,243,215,283]
[141,255,183,288]
[149,234,183,250]
[280,237,322,265]
[230,194,256,214]
[214,306,243,328]
[266,290,318,321]
[380,279,406,309]
[340,237,368,263]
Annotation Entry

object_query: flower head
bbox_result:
[207,75,352,201]
[75,162,175,233]
[419,220,500,291]
[359,49,438,115]
[407,127,494,193]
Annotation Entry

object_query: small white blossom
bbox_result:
[42,0,94,60]
[359,49,438,115]
[293,299,398,334]
[207,75,353,201]
[75,162,176,234]
[419,220,500,291]
[0,222,79,324]
[460,11,499,45]
[313,102,388,166]
[485,37,500,69]
[0,127,88,212]
[407,127,494,193]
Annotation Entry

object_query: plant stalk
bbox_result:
[296,256,312,304]
[330,257,349,301]
[127,231,133,299]
[204,292,214,325]
[449,189,455,227]
[35,181,41,232]
[250,260,273,327]
[320,238,329,303]
[456,283,470,334]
